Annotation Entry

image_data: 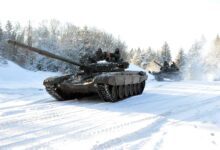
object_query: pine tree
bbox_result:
[0,23,3,57]
[5,21,13,37]
[188,42,202,58]
[0,20,128,73]
[214,34,220,60]
[26,21,33,46]
[128,48,135,61]
[159,42,172,63]
[206,34,220,70]
[185,38,205,80]
[146,47,156,62]
[3,21,14,60]
[0,23,3,41]
[175,48,185,69]
[130,48,142,66]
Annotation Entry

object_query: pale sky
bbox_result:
[1,0,220,56]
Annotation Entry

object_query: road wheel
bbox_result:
[129,84,134,96]
[133,84,138,95]
[137,83,142,94]
[141,81,145,93]
[111,86,118,101]
[124,85,129,97]
[118,85,125,99]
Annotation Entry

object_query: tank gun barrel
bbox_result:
[154,60,163,67]
[8,39,129,74]
[7,40,84,68]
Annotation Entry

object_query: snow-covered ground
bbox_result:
[0,61,220,150]
[0,61,60,89]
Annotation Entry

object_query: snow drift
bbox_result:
[0,61,59,89]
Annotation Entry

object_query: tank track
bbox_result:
[97,84,116,102]
[44,83,63,101]
[97,81,145,102]
[44,81,146,102]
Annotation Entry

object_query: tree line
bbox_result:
[0,20,220,80]
[0,20,127,73]
[128,35,220,80]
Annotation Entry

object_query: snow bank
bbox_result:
[0,61,59,89]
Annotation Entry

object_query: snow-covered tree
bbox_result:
[214,34,220,50]
[130,48,142,65]
[5,21,13,36]
[184,37,206,80]
[159,42,172,63]
[205,34,220,76]
[0,23,3,56]
[0,20,127,73]
[212,35,220,63]
[145,47,156,62]
[26,21,33,46]
[127,48,135,61]
[0,23,3,42]
[175,48,185,69]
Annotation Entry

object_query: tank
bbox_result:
[8,40,148,102]
[149,61,182,81]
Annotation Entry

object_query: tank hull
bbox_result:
[151,71,182,81]
[43,71,148,102]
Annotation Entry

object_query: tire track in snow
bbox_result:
[91,95,220,149]
[91,117,168,150]
[2,93,218,149]
[21,115,162,150]
[1,81,220,149]
[0,103,127,147]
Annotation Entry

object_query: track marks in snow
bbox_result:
[1,81,220,149]
[92,117,168,150]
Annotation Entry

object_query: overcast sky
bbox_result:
[1,0,220,55]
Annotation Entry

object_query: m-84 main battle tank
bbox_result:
[8,40,147,102]
[149,61,181,81]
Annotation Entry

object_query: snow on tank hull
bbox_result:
[43,71,147,102]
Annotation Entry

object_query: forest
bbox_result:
[0,20,220,80]
[0,20,127,73]
[129,35,220,80]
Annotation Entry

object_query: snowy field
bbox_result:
[0,62,220,150]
